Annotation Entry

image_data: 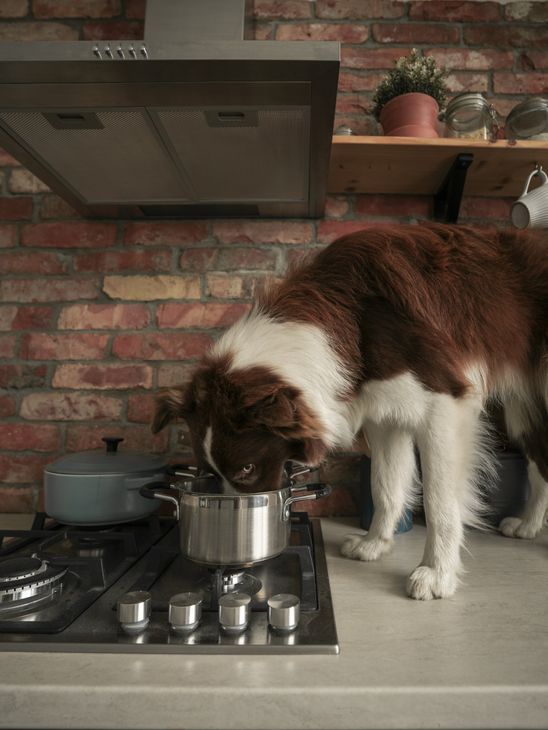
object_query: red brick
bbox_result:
[0,395,16,417]
[0,278,99,302]
[0,147,20,165]
[156,303,249,329]
[21,222,117,249]
[317,220,376,244]
[157,364,194,388]
[0,251,68,275]
[123,221,208,246]
[8,169,50,193]
[316,0,404,18]
[410,0,501,21]
[426,49,514,71]
[254,23,274,40]
[65,424,168,454]
[0,224,17,248]
[459,197,513,220]
[0,197,33,220]
[505,2,548,22]
[341,46,413,70]
[372,23,460,45]
[355,195,431,218]
[0,424,60,451]
[446,72,489,94]
[0,1,28,18]
[39,195,81,219]
[82,20,143,39]
[336,94,370,116]
[464,25,548,48]
[21,332,109,360]
[205,274,267,299]
[58,303,150,330]
[53,363,152,390]
[276,22,368,43]
[33,0,121,18]
[127,393,156,423]
[0,334,16,358]
[253,0,312,18]
[523,51,548,69]
[286,248,319,269]
[21,392,123,420]
[113,332,212,361]
[494,73,548,95]
[103,275,199,301]
[179,247,277,272]
[0,486,34,512]
[74,248,172,273]
[0,454,50,484]
[338,71,386,93]
[0,21,77,40]
[0,364,48,389]
[325,196,350,218]
[0,305,53,330]
[125,0,145,19]
[213,221,313,245]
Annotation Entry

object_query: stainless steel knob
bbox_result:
[268,593,300,632]
[169,592,202,633]
[117,590,151,634]
[218,592,251,633]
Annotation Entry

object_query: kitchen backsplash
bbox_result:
[0,0,541,515]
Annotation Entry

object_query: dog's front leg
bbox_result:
[341,422,416,562]
[407,395,474,600]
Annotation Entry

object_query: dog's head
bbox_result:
[151,359,327,492]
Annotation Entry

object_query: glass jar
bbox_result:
[506,97,548,141]
[442,93,498,140]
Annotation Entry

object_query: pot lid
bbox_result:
[46,437,168,476]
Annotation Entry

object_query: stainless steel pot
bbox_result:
[140,466,331,567]
[44,437,169,526]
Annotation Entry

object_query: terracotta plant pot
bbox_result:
[379,92,440,138]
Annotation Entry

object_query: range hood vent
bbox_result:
[0,0,340,219]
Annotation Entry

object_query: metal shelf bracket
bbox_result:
[433,152,474,223]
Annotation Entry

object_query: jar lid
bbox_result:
[445,92,492,116]
[46,438,168,476]
[506,97,548,138]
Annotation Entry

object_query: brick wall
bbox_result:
[0,0,545,515]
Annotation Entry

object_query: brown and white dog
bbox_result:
[152,223,548,600]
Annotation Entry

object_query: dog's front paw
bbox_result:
[340,533,393,562]
[499,516,540,540]
[406,566,457,600]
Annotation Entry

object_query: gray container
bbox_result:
[45,437,167,525]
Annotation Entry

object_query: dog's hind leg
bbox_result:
[500,394,548,539]
[407,394,483,600]
[341,422,416,562]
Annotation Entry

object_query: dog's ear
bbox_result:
[151,386,187,434]
[243,384,323,441]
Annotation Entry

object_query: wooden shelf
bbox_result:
[328,136,548,198]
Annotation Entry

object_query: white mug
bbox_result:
[511,168,548,229]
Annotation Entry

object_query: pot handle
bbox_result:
[140,481,180,520]
[283,483,332,520]
[165,464,199,480]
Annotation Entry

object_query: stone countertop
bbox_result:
[0,514,547,730]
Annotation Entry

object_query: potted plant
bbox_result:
[371,49,448,138]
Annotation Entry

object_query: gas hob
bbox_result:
[0,513,339,654]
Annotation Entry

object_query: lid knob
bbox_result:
[102,436,124,453]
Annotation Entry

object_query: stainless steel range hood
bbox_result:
[0,0,339,219]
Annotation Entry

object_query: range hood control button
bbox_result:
[117,590,151,634]
[92,46,102,60]
[218,592,251,633]
[169,592,202,633]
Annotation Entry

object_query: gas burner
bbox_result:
[208,568,262,604]
[0,555,66,613]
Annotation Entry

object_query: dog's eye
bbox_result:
[234,463,255,482]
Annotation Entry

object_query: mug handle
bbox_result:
[521,168,548,197]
